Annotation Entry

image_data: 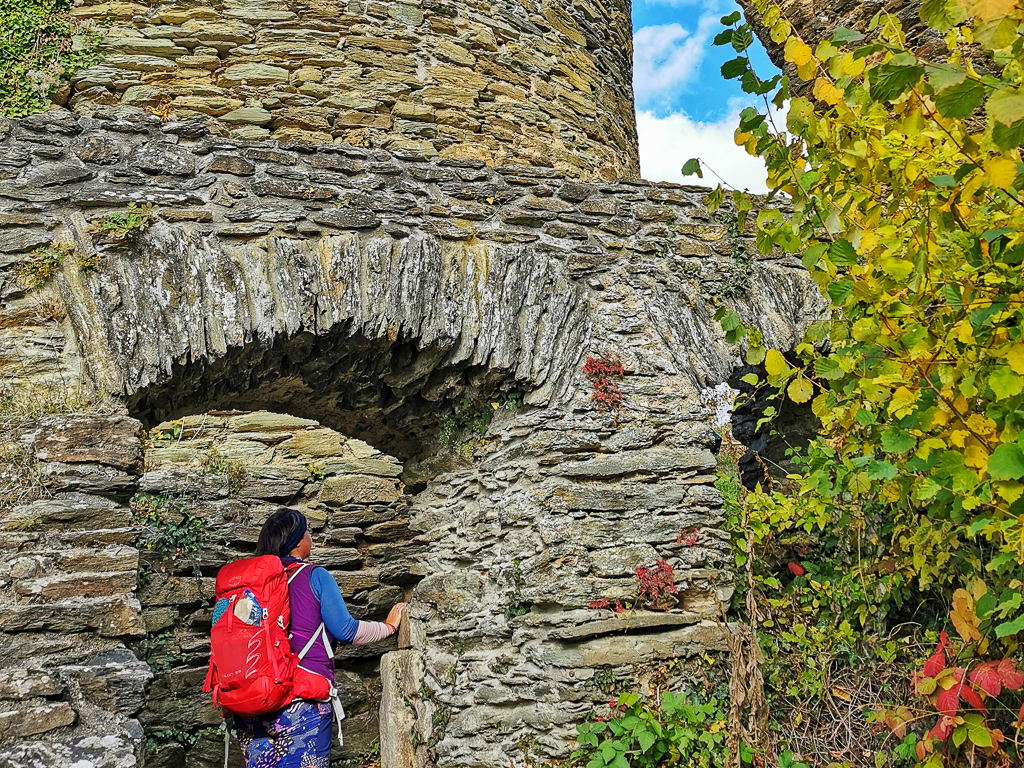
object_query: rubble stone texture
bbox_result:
[66,0,640,181]
[0,106,825,767]
[0,1,835,763]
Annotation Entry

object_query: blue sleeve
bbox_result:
[309,567,359,644]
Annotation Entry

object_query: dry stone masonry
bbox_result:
[0,0,833,762]
[0,106,825,767]
[66,0,639,181]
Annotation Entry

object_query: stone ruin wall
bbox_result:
[0,106,827,767]
[65,0,638,181]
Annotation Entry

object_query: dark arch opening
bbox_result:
[125,326,524,463]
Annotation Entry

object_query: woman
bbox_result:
[236,508,406,768]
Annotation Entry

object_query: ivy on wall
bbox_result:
[0,0,101,116]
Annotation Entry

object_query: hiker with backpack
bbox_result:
[204,508,407,768]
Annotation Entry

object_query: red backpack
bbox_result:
[203,555,331,717]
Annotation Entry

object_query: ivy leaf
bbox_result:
[867,53,924,102]
[934,79,986,119]
[681,158,703,178]
[986,443,1024,480]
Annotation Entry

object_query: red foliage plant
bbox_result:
[582,355,625,414]
[635,561,678,605]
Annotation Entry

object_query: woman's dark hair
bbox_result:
[256,508,307,557]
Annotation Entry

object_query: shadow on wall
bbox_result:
[135,410,422,767]
[126,327,519,464]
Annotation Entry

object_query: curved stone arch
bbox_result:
[67,221,592,457]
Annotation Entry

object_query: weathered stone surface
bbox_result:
[0,669,63,700]
[0,702,76,742]
[319,475,402,505]
[379,651,422,768]
[27,416,143,471]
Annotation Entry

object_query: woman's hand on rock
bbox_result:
[385,602,408,631]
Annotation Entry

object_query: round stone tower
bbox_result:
[69,0,639,180]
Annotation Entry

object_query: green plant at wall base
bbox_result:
[12,242,72,288]
[130,492,208,577]
[202,446,246,497]
[92,203,157,243]
[0,0,102,116]
[572,692,727,768]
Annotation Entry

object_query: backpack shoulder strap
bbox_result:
[286,562,311,584]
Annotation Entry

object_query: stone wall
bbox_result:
[65,0,638,181]
[0,107,826,768]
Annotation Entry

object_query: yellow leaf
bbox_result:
[962,0,1018,23]
[734,130,752,147]
[1006,342,1024,374]
[964,442,989,469]
[785,38,813,67]
[966,413,997,435]
[841,53,865,77]
[984,156,1017,189]
[764,349,790,377]
[813,77,843,106]
[811,393,829,419]
[995,481,1024,503]
[788,377,814,403]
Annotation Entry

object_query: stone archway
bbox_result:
[0,109,823,768]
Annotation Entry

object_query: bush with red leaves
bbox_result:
[635,560,679,608]
[582,355,625,415]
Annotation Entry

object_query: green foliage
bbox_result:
[92,203,158,244]
[130,492,208,579]
[0,0,102,116]
[687,1,1024,766]
[571,692,727,768]
[439,391,523,448]
[504,558,529,619]
[202,446,246,497]
[136,629,179,671]
[13,242,72,288]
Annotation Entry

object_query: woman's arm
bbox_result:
[308,568,398,646]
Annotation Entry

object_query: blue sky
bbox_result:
[631,0,779,192]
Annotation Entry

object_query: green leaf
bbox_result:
[992,119,1024,152]
[681,158,703,178]
[637,730,657,752]
[721,57,748,79]
[740,373,759,386]
[731,26,753,52]
[988,89,1024,126]
[827,279,854,304]
[995,614,1024,638]
[987,443,1024,480]
[867,54,924,102]
[828,238,858,266]
[713,29,734,46]
[920,0,964,31]
[926,63,967,91]
[928,174,957,187]
[989,366,1024,399]
[882,428,916,454]
[813,357,844,380]
[720,10,741,24]
[739,108,766,131]
[975,16,1018,51]
[934,79,986,120]
[830,27,865,44]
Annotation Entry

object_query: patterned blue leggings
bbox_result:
[236,700,333,768]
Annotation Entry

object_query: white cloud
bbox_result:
[636,108,769,193]
[633,17,718,106]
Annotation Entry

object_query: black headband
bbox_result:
[280,512,308,557]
